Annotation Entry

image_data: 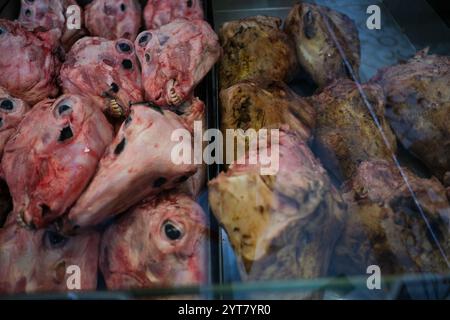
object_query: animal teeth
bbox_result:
[16,212,33,230]
[167,80,182,106]
[110,99,124,118]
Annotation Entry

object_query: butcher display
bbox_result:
[59,37,143,118]
[84,0,142,41]
[100,193,208,290]
[0,87,29,159]
[0,19,60,106]
[209,130,346,283]
[311,79,397,182]
[219,16,298,90]
[285,2,361,89]
[2,94,113,229]
[144,0,204,30]
[18,0,85,50]
[372,49,450,185]
[0,215,99,295]
[135,19,221,107]
[62,103,198,233]
[332,160,450,275]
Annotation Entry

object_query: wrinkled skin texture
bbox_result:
[312,79,397,182]
[332,160,450,276]
[0,87,29,159]
[144,0,204,30]
[63,104,198,232]
[372,49,450,184]
[209,131,346,287]
[135,19,221,107]
[60,37,143,118]
[0,215,99,295]
[85,0,142,41]
[285,3,360,89]
[18,0,86,51]
[100,193,207,289]
[2,95,113,229]
[0,19,60,106]
[220,79,315,142]
[219,16,298,90]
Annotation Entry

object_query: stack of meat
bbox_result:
[209,0,450,298]
[0,0,220,295]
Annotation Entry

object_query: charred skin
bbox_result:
[372,49,450,183]
[209,131,346,288]
[284,3,360,89]
[332,160,450,276]
[219,16,298,90]
[220,79,315,141]
[311,79,397,182]
[220,79,316,166]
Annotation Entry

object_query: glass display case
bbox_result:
[0,0,449,300]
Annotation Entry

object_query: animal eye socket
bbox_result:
[57,103,72,115]
[163,221,183,241]
[44,230,69,249]
[117,42,132,53]
[138,33,152,47]
[0,99,14,111]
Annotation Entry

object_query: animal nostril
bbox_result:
[25,9,32,17]
[153,177,167,188]
[114,138,126,155]
[187,0,193,8]
[120,3,126,11]
[145,53,151,63]
[110,82,119,93]
[0,99,13,110]
[122,59,133,70]
[40,204,51,217]
[0,118,3,128]
[58,126,73,142]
